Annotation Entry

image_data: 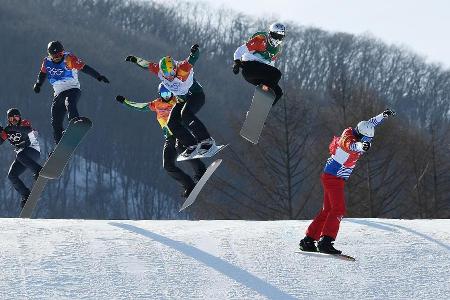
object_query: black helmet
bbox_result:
[47,40,64,55]
[7,108,21,118]
[7,108,21,124]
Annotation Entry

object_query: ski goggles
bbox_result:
[163,70,176,80]
[160,90,172,100]
[269,31,285,41]
[50,51,64,60]
[361,136,373,143]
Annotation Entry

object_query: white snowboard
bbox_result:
[179,159,222,212]
[240,85,276,144]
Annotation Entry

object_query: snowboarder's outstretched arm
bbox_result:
[368,109,396,127]
[80,64,110,83]
[63,53,110,83]
[126,44,200,76]
[33,60,48,93]
[187,44,200,65]
[125,55,152,69]
[115,95,151,112]
[233,37,260,74]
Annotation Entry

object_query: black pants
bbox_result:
[163,136,206,189]
[167,89,210,148]
[8,147,41,197]
[51,88,81,143]
[241,61,283,105]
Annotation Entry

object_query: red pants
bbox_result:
[306,173,346,241]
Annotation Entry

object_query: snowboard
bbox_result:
[19,176,48,218]
[177,144,228,162]
[295,251,356,262]
[20,117,91,218]
[40,117,92,179]
[240,84,276,144]
[179,159,222,212]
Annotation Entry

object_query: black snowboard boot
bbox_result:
[317,236,342,254]
[180,145,198,160]
[197,138,215,156]
[299,236,318,252]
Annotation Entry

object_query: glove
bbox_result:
[362,141,371,151]
[115,95,125,103]
[383,108,396,118]
[125,55,137,63]
[190,44,199,54]
[33,83,41,93]
[354,141,371,152]
[97,75,110,83]
[0,125,3,132]
[232,59,241,75]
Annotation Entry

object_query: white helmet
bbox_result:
[356,121,374,138]
[268,22,286,46]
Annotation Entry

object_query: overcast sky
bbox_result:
[157,0,450,68]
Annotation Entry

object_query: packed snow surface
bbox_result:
[1,218,449,299]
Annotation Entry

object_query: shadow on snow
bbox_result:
[348,219,450,251]
[110,222,298,300]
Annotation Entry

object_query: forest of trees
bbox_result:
[0,0,448,219]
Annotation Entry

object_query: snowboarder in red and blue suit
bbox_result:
[0,108,42,208]
[299,109,395,254]
[33,41,109,145]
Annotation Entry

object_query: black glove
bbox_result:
[0,125,3,132]
[190,44,199,54]
[97,75,110,83]
[116,95,125,103]
[33,83,41,93]
[383,108,396,118]
[232,59,241,75]
[362,141,371,151]
[125,55,137,63]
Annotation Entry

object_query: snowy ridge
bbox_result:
[1,219,449,299]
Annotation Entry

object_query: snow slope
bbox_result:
[1,219,449,299]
